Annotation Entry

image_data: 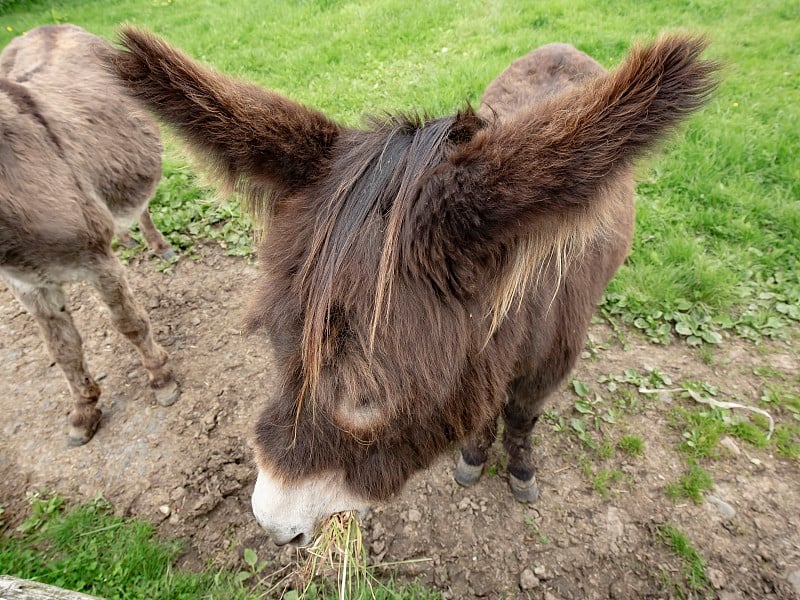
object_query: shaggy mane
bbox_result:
[297,109,487,413]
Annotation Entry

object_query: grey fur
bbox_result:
[0,25,178,444]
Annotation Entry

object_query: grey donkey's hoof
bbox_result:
[454,455,485,487]
[67,417,101,447]
[117,236,139,249]
[153,378,180,407]
[157,247,178,261]
[509,473,539,503]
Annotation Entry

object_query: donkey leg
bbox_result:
[502,375,551,503]
[454,416,498,487]
[6,281,102,445]
[88,255,180,406]
[137,208,176,261]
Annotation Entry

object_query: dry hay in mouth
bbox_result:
[300,511,369,599]
[257,511,432,598]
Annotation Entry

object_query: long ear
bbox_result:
[109,27,341,197]
[410,34,718,295]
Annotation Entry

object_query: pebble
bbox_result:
[534,565,549,579]
[788,570,800,595]
[519,568,540,590]
[371,521,385,538]
[706,494,736,520]
[708,568,726,590]
[170,486,187,501]
[407,508,422,523]
[158,504,171,516]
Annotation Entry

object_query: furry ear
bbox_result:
[109,27,341,199]
[407,34,718,297]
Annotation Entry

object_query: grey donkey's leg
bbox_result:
[138,208,176,260]
[115,209,176,260]
[6,281,102,445]
[88,255,179,406]
[454,415,498,487]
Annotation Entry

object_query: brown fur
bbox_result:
[0,25,178,444]
[110,29,717,500]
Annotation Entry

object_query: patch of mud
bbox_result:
[1,244,798,599]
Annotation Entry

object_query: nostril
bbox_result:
[273,531,309,547]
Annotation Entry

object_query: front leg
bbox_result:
[454,414,498,487]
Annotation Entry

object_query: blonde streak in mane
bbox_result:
[370,203,403,353]
[485,194,617,343]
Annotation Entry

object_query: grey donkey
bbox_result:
[0,24,179,445]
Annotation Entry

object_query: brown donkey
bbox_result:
[110,29,717,545]
[0,25,179,446]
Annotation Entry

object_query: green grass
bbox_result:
[0,493,254,600]
[618,435,645,456]
[656,523,709,594]
[666,460,714,504]
[758,381,800,461]
[118,161,254,258]
[0,494,438,600]
[2,0,797,344]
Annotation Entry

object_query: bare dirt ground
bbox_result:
[1,244,798,599]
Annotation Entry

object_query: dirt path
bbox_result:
[1,244,798,599]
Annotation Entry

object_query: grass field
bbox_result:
[1,0,798,597]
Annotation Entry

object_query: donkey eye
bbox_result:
[324,305,352,354]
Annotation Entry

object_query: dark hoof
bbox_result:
[153,378,180,407]
[67,418,100,447]
[157,247,178,261]
[509,473,539,503]
[454,455,485,487]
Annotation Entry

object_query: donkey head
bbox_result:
[110,30,716,545]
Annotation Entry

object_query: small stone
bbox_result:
[170,486,187,501]
[407,509,422,523]
[158,504,171,516]
[720,436,741,456]
[534,565,550,580]
[708,568,726,590]
[707,494,736,520]
[191,317,201,326]
[788,570,800,595]
[371,521,385,538]
[457,497,472,511]
[519,568,540,590]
